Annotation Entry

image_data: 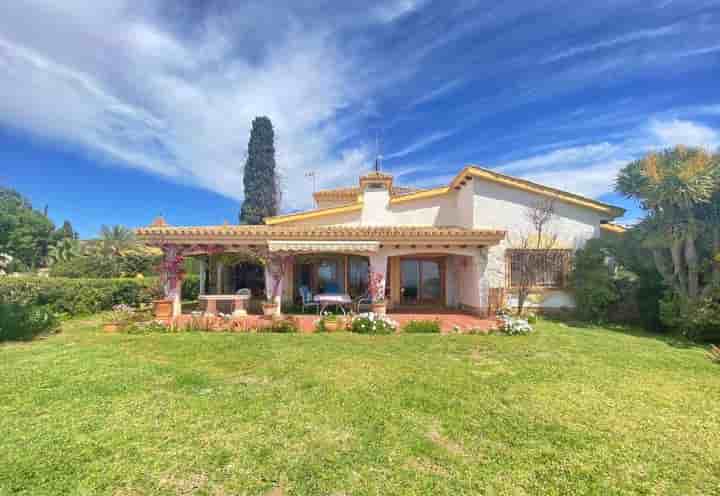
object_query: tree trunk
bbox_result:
[684,235,700,301]
[713,226,720,286]
[670,240,688,298]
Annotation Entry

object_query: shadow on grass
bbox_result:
[539,313,703,350]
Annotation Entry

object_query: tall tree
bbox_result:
[0,186,54,269]
[239,116,280,224]
[616,146,720,303]
[60,220,77,240]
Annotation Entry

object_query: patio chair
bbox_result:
[298,286,320,314]
[354,291,372,314]
[324,282,339,293]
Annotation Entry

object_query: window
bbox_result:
[317,258,343,293]
[507,249,571,288]
[348,256,369,298]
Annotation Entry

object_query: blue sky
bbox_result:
[1,0,719,238]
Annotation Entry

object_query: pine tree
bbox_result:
[239,117,279,224]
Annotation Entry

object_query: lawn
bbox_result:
[1,318,719,495]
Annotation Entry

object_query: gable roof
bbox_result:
[265,165,625,225]
[450,166,625,217]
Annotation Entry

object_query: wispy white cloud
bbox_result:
[384,130,456,159]
[648,119,720,150]
[522,160,630,198]
[497,142,622,175]
[542,25,679,63]
[673,44,720,57]
[0,1,384,211]
[372,0,422,23]
[489,118,720,200]
[409,78,465,107]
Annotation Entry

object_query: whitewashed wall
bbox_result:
[467,179,607,310]
[277,176,611,311]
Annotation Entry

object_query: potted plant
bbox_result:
[369,272,387,315]
[103,304,135,332]
[152,299,173,320]
[323,313,339,331]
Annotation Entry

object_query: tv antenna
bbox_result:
[374,131,383,173]
[305,171,317,206]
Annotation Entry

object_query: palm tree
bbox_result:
[616,146,720,301]
[99,225,136,256]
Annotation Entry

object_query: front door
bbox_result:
[400,258,443,305]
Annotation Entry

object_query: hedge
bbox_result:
[0,274,201,317]
[0,277,161,316]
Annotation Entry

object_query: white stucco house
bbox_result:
[136,166,625,318]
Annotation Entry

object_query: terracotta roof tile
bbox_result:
[136,224,506,245]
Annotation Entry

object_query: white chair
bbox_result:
[299,286,320,314]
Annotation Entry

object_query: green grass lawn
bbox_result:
[1,318,719,495]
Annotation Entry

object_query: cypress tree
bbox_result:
[240,117,279,224]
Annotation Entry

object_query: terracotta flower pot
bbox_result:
[103,323,121,333]
[153,299,173,321]
[324,320,338,332]
[262,302,279,317]
[371,302,387,316]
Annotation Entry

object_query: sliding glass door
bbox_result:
[400,258,443,305]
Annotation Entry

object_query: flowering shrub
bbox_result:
[106,304,136,325]
[350,313,397,334]
[125,320,173,334]
[368,272,385,303]
[500,315,533,335]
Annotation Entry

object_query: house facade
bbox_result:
[136,166,625,317]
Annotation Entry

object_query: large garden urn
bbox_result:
[153,299,173,321]
[371,302,387,316]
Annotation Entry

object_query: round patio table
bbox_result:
[314,293,353,315]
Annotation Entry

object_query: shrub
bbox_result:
[402,319,440,333]
[50,253,160,278]
[500,315,533,335]
[0,276,161,316]
[569,243,619,322]
[688,290,720,342]
[0,303,59,341]
[125,320,173,334]
[257,317,299,333]
[350,313,397,334]
[181,275,200,301]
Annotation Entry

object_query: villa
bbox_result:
[136,166,625,319]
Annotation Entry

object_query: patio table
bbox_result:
[314,293,353,315]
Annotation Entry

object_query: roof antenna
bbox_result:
[305,171,317,206]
